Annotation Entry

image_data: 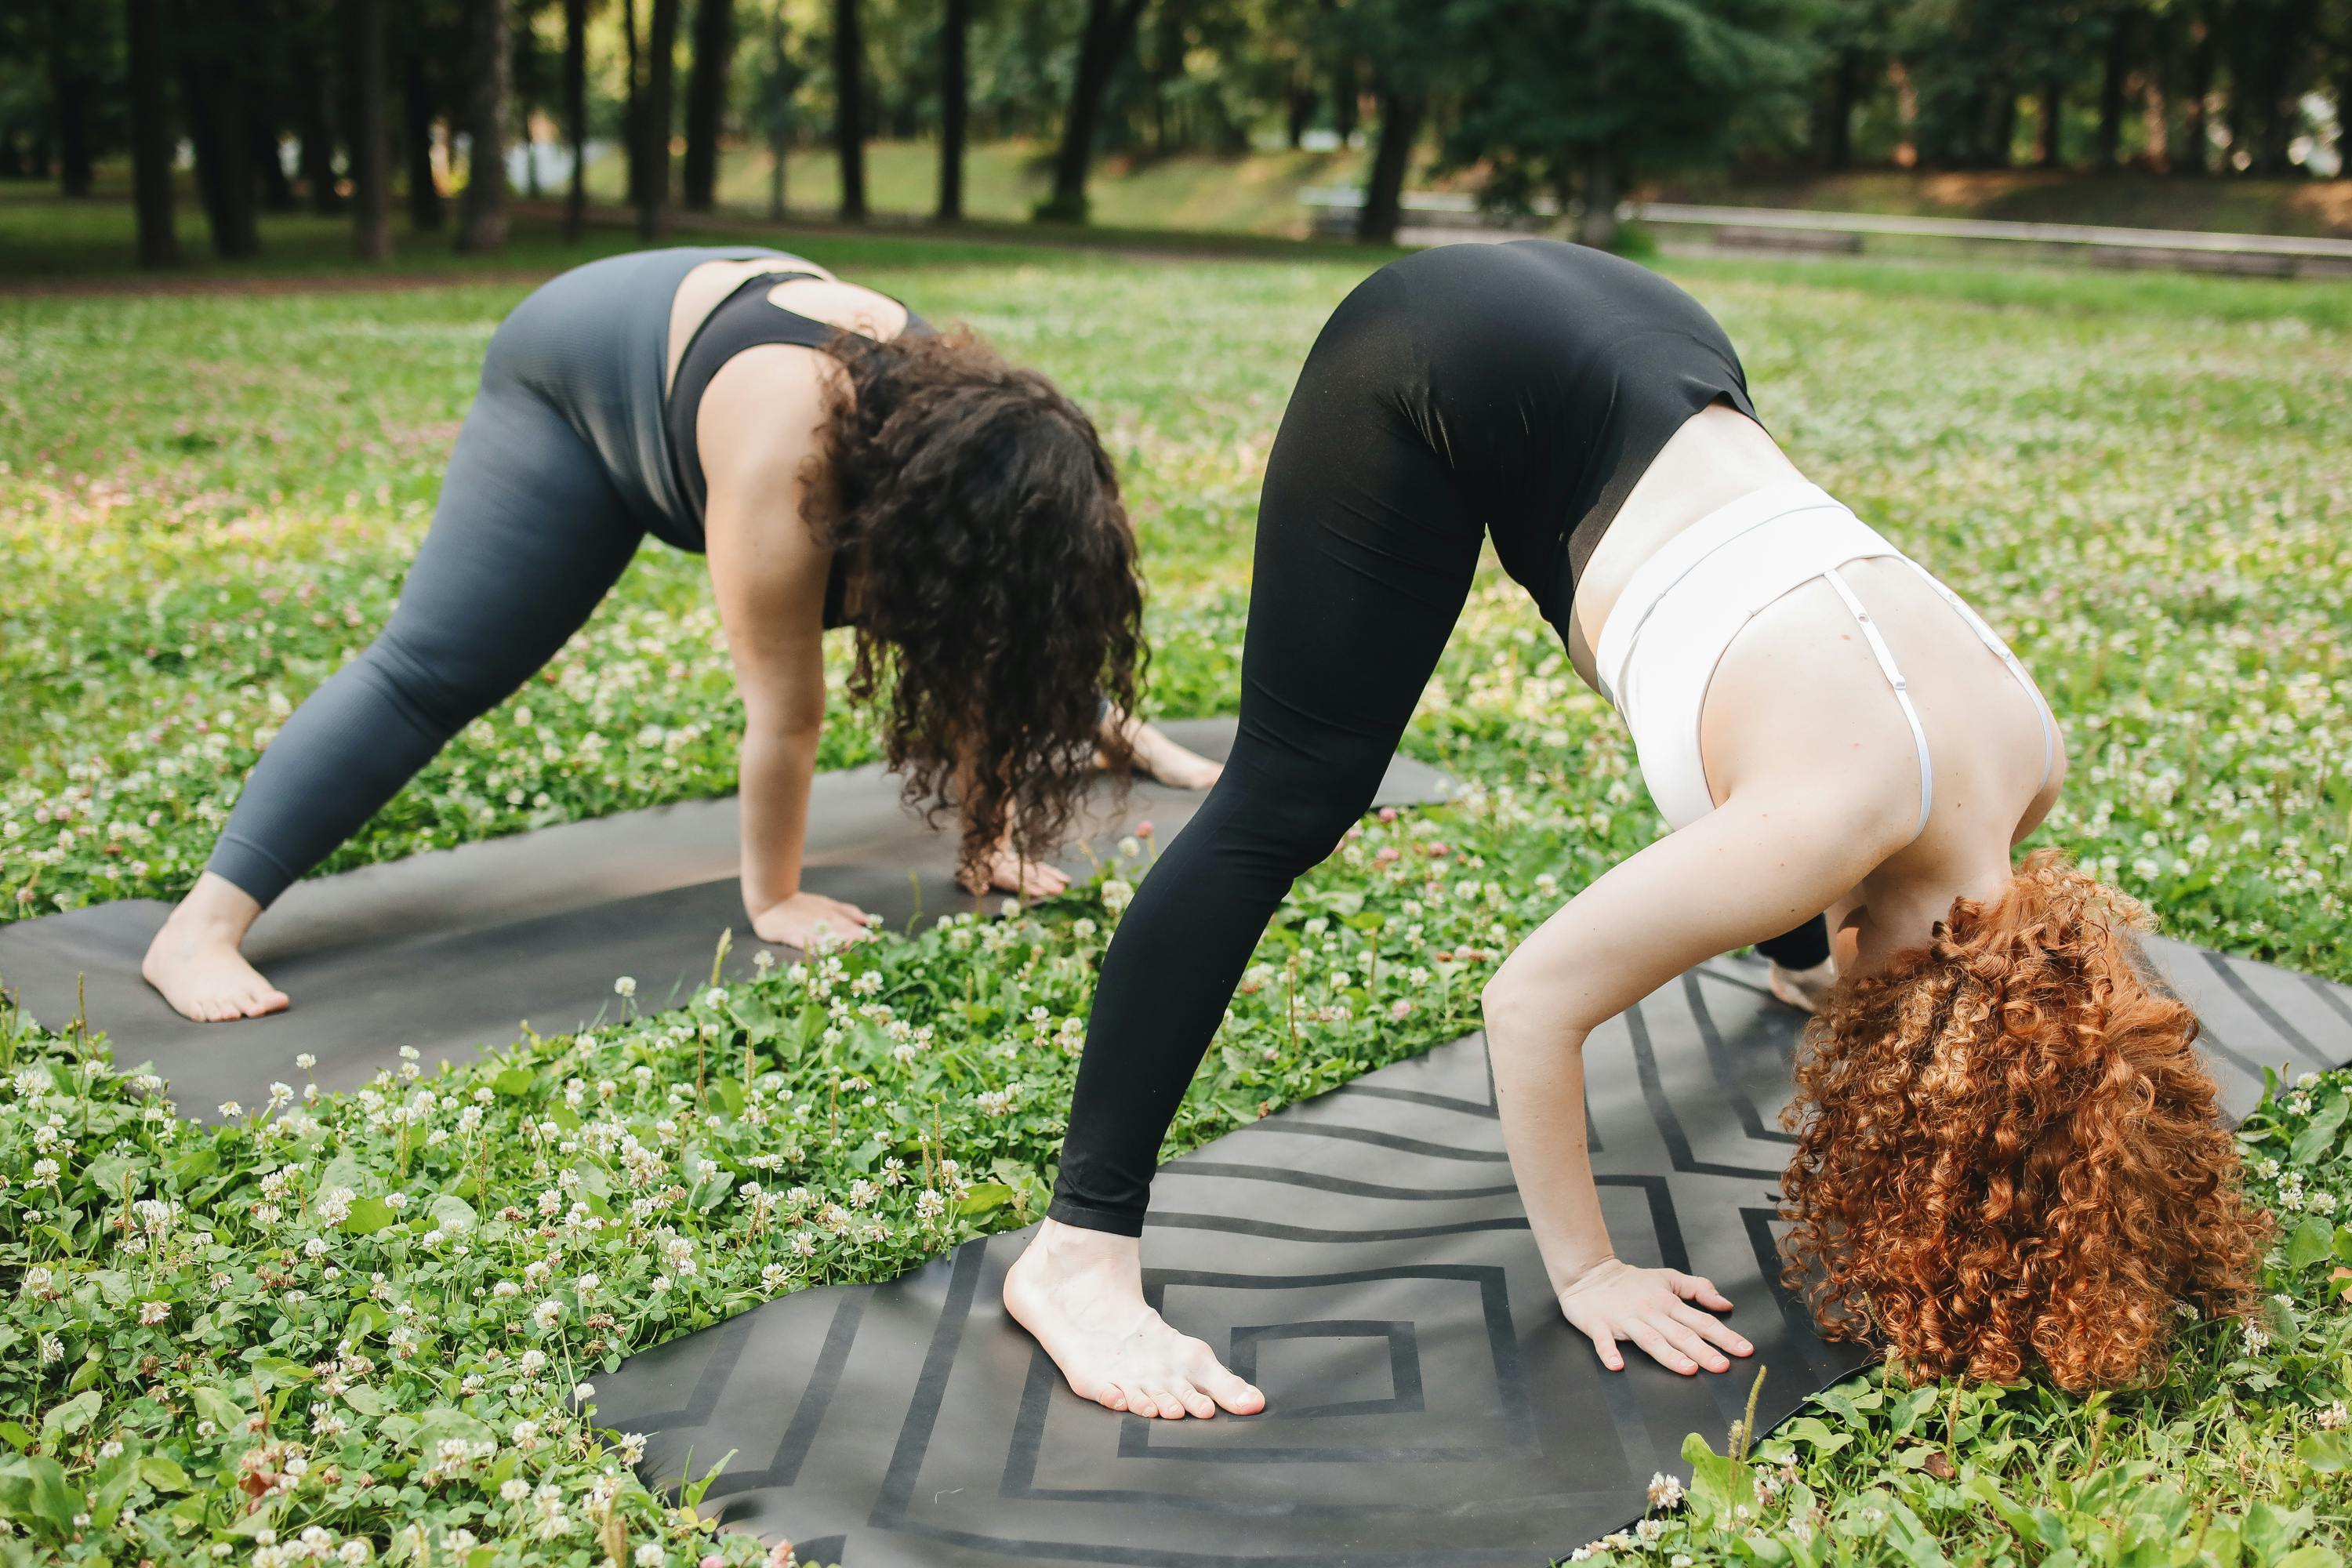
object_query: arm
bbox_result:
[1481,782,1907,1373]
[700,348,873,949]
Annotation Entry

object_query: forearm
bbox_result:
[1486,1015,1614,1294]
[737,724,822,916]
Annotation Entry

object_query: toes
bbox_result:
[1189,1353,1265,1414]
[1168,1377,1216,1420]
[1140,1384,1185,1421]
[1116,1382,1152,1418]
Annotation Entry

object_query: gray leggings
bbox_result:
[208,246,782,906]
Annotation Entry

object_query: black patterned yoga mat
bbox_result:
[590,939,2350,1566]
[0,719,1454,1118]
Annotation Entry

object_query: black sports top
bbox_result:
[662,269,932,627]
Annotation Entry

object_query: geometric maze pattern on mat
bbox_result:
[593,942,2350,1566]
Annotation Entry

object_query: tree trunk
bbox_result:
[300,38,343,212]
[938,0,969,220]
[1816,49,1857,170]
[2141,62,2169,172]
[2095,6,2134,171]
[564,0,588,239]
[683,0,735,210]
[456,0,510,251]
[1355,88,1421,243]
[832,0,868,219]
[2251,0,2316,173]
[405,45,445,230]
[1577,152,1618,249]
[347,0,390,258]
[770,127,788,216]
[183,48,261,258]
[1984,76,2017,167]
[255,115,298,212]
[1044,0,1146,220]
[2038,74,2064,168]
[622,0,642,205]
[125,0,178,264]
[638,0,680,238]
[2181,13,2212,172]
[1285,80,1313,149]
[49,4,94,197]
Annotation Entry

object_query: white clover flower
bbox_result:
[139,1300,169,1326]
[501,1478,532,1502]
[1646,1472,1684,1509]
[614,976,637,998]
[575,1381,596,1403]
[532,1298,564,1330]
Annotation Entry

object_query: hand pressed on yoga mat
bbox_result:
[1555,1258,1751,1376]
[751,889,877,951]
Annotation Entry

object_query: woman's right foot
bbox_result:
[142,874,289,1022]
[1004,1219,1264,1421]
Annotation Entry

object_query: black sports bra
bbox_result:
[663,269,932,627]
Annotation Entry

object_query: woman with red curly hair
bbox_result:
[1011,239,2262,1421]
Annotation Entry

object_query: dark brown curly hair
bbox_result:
[1779,849,2270,1391]
[811,325,1145,881]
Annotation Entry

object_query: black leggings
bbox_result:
[1047,245,1826,1236]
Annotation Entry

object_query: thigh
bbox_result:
[381,383,646,710]
[1234,271,1485,786]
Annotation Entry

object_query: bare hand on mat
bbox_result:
[959,838,1073,901]
[752,890,875,952]
[1558,1258,1752,1375]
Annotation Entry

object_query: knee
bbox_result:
[1479,953,1559,1053]
[1218,761,1383,881]
[349,632,492,739]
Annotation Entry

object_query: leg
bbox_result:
[1756,914,1835,1014]
[1008,274,1487,1417]
[145,384,644,1022]
[1098,703,1225,792]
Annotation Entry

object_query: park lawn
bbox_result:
[2,206,2350,1563]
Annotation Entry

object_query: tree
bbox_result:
[638,0,680,238]
[563,0,588,239]
[833,0,868,219]
[456,0,510,251]
[294,9,342,213]
[49,0,93,197]
[125,0,177,264]
[347,0,390,258]
[2094,3,2138,171]
[405,34,445,230]
[176,0,261,259]
[1331,0,1433,244]
[938,0,970,220]
[683,0,735,210]
[750,7,807,219]
[621,0,642,204]
[1042,0,1149,220]
[1442,0,1811,249]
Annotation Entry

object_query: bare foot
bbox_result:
[1004,1219,1265,1421]
[960,840,1072,901]
[1126,721,1224,792]
[142,873,289,1023]
[1767,957,1838,1015]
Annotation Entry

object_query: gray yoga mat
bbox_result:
[0,719,1454,1116]
[589,939,2350,1566]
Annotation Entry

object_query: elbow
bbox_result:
[1480,955,1590,1056]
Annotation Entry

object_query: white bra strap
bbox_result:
[1821,565,1934,840]
[1896,557,2056,792]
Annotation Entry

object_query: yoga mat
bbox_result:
[0,719,1454,1116]
[590,940,2350,1566]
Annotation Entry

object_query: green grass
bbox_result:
[2,201,2350,1564]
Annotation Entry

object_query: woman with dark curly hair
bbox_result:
[1009,238,2263,1421]
[144,247,1216,1022]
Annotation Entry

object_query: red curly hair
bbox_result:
[1779,849,2270,1391]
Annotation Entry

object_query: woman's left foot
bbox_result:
[961,840,1073,900]
[1768,958,1838,1015]
[1122,722,1224,791]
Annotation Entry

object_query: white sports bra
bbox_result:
[1593,479,2057,836]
